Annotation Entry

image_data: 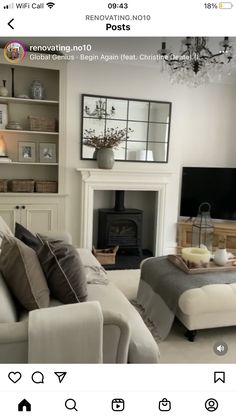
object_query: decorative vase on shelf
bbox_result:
[29,80,44,100]
[96,148,114,169]
[214,248,228,266]
[0,80,8,97]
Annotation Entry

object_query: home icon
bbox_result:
[18,399,31,412]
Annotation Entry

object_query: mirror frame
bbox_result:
[81,94,172,163]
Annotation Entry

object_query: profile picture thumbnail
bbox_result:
[4,41,26,64]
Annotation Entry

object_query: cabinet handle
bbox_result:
[21,205,26,209]
[15,206,19,209]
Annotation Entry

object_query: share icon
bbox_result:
[54,372,67,383]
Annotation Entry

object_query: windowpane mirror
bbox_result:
[81,94,172,163]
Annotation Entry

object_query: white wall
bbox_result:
[65,59,236,252]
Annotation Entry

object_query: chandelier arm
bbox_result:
[158,36,233,86]
[209,52,228,58]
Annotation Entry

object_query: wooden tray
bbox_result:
[168,254,236,274]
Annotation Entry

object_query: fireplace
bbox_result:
[77,168,174,256]
[97,191,143,256]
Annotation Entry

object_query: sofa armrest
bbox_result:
[28,301,103,363]
[103,310,131,363]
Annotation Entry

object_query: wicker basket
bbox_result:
[92,245,119,265]
[28,116,57,132]
[35,180,58,193]
[8,179,35,193]
[0,179,8,192]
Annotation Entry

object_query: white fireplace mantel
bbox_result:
[76,168,174,256]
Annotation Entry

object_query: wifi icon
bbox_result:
[46,2,55,8]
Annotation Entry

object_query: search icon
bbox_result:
[65,399,78,411]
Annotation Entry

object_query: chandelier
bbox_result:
[85,98,115,119]
[158,37,234,87]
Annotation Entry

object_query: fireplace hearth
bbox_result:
[97,191,143,256]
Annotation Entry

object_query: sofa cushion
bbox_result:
[15,222,41,251]
[37,241,88,304]
[0,216,13,248]
[77,248,108,285]
[0,236,50,311]
[0,273,18,322]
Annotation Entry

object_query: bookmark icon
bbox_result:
[214,371,225,383]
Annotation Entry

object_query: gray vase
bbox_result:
[97,148,114,169]
[93,149,98,159]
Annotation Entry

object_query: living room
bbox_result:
[0,36,236,364]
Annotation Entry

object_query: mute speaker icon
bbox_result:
[213,341,228,356]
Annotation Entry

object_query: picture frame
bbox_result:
[18,142,36,162]
[0,104,8,129]
[39,142,57,163]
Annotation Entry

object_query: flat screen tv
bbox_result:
[180,167,236,221]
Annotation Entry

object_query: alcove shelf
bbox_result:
[0,57,66,234]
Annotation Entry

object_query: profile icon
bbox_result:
[205,398,218,412]
[4,41,26,64]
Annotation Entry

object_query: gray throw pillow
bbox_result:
[37,241,88,304]
[0,236,50,311]
[15,222,41,251]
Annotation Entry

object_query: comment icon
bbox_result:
[31,371,44,384]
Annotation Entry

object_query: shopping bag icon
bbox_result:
[159,398,171,411]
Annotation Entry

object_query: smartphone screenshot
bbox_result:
[0,0,236,417]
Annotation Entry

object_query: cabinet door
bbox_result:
[0,204,21,232]
[20,204,59,233]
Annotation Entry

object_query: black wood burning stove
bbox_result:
[97,191,143,256]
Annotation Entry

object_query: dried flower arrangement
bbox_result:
[83,127,132,149]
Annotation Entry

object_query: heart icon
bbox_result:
[8,371,22,383]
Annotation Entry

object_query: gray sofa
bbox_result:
[0,246,160,363]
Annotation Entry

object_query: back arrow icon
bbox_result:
[8,18,14,29]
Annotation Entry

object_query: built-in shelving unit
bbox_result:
[0,57,66,233]
[0,63,59,182]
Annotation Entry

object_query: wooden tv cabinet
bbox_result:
[177,219,236,254]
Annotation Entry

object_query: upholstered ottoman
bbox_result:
[137,256,236,341]
[177,283,236,340]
